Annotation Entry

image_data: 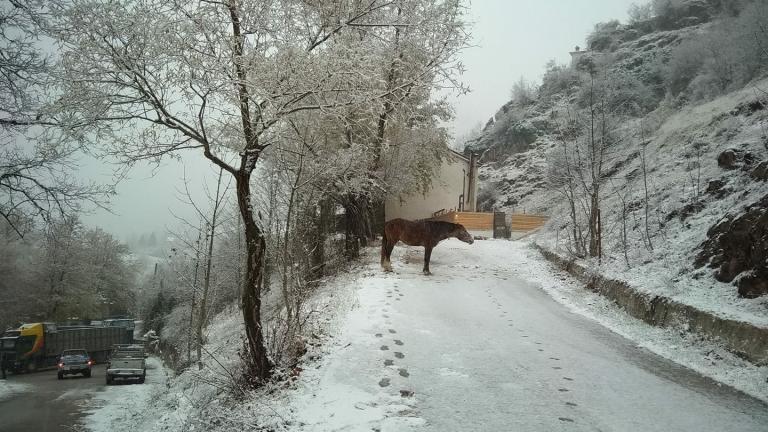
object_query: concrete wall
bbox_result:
[385,152,477,221]
[535,244,768,365]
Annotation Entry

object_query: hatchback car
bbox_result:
[57,349,93,379]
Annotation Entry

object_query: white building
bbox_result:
[384,150,479,221]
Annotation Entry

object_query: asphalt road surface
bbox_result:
[0,364,106,432]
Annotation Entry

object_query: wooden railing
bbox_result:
[429,211,494,230]
[510,214,548,232]
[429,211,548,235]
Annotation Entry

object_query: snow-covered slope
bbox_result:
[480,75,768,327]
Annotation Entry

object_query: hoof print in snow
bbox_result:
[394,352,405,359]
[565,402,578,407]
[563,377,573,381]
[375,333,383,338]
[400,390,414,397]
[388,329,396,334]
[384,359,394,366]
[549,357,560,361]
[558,417,575,423]
[394,339,404,346]
[558,388,569,392]
[398,368,410,377]
[383,314,390,318]
[552,366,562,370]
[538,349,544,352]
[379,378,391,387]
[395,298,401,301]
[380,345,389,351]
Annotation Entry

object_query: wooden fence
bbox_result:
[430,211,494,230]
[510,214,549,232]
[429,211,549,236]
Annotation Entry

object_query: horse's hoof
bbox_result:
[423,271,432,276]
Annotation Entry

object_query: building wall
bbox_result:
[385,152,477,221]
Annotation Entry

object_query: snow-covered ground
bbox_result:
[83,357,173,431]
[0,380,31,402]
[86,239,768,431]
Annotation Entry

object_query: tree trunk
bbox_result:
[235,172,272,382]
[589,190,600,257]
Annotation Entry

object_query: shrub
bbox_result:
[539,61,581,101]
[588,20,622,52]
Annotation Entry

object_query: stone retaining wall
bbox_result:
[535,244,768,365]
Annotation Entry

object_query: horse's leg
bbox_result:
[423,246,433,275]
[384,241,396,272]
[381,236,387,269]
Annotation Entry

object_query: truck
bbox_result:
[106,344,147,385]
[0,321,134,373]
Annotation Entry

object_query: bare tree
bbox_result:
[0,0,111,236]
[50,0,469,383]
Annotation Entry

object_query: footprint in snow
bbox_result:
[394,352,405,359]
[398,368,410,378]
[563,377,574,381]
[380,345,389,351]
[388,329,396,334]
[552,366,562,370]
[550,357,560,361]
[375,333,383,338]
[379,378,391,388]
[538,349,544,352]
[558,388,569,392]
[565,402,578,407]
[394,340,404,346]
[384,359,394,366]
[382,314,389,318]
[558,417,575,423]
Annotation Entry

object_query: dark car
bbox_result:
[57,349,93,379]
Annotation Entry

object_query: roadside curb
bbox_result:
[533,243,768,365]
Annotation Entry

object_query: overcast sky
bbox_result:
[81,0,638,239]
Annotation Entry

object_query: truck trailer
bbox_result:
[0,321,134,373]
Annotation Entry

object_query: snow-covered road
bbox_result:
[290,239,768,431]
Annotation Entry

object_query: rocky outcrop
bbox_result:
[695,194,768,298]
[751,161,768,182]
[717,148,758,170]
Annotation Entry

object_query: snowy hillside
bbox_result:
[470,0,768,327]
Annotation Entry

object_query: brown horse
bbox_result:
[381,218,474,275]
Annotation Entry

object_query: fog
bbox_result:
[79,0,637,239]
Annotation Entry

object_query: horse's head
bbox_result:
[453,224,474,244]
